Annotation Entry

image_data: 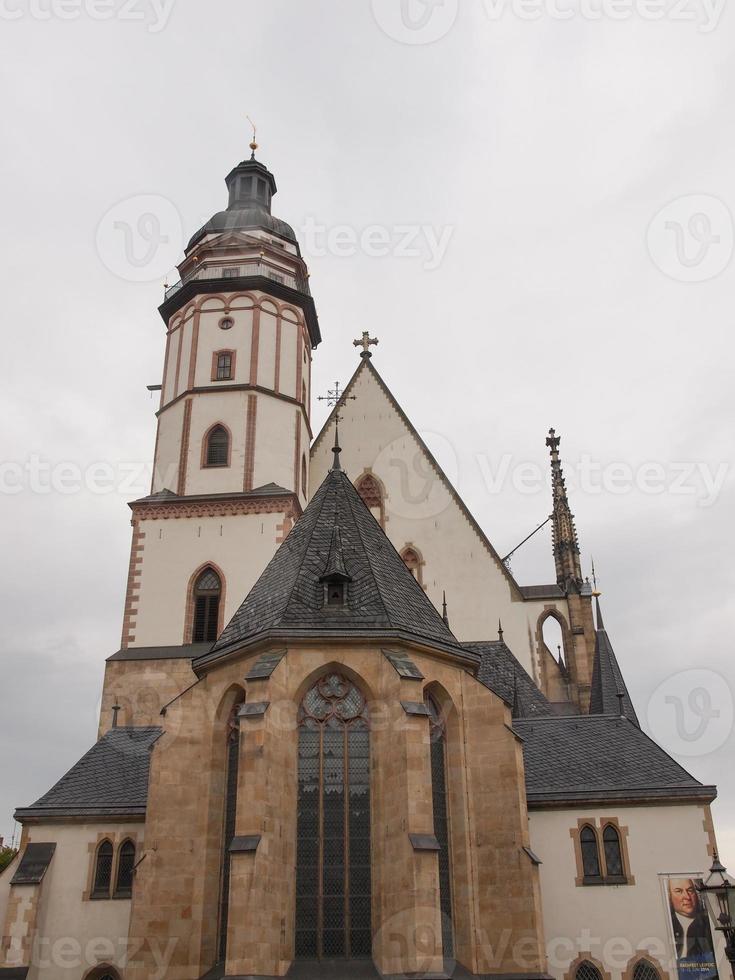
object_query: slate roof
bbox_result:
[130,483,294,506]
[514,715,716,806]
[589,598,640,726]
[196,466,470,669]
[15,727,161,821]
[464,640,554,718]
[107,643,209,662]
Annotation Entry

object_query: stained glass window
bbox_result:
[603,825,624,878]
[580,826,601,880]
[92,840,113,898]
[425,693,454,959]
[114,839,135,897]
[296,673,371,959]
[218,702,242,964]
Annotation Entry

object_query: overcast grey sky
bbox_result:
[0,0,733,862]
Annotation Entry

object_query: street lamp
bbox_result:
[696,853,735,976]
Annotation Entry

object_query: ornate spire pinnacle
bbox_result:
[498,619,504,642]
[332,416,342,471]
[546,428,583,592]
[442,591,450,627]
[591,558,605,629]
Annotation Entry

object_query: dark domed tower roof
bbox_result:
[187,154,298,251]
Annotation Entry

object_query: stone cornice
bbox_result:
[129,492,301,523]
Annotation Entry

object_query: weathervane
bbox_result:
[319,382,355,471]
[247,115,258,158]
[353,332,379,358]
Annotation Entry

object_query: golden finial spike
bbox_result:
[247,115,258,157]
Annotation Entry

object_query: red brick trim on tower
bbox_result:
[249,306,260,385]
[295,329,303,410]
[274,314,282,393]
[243,394,258,491]
[129,494,301,522]
[121,520,145,649]
[173,321,186,400]
[293,411,301,496]
[187,309,201,389]
[177,399,193,495]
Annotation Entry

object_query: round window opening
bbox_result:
[219,316,234,331]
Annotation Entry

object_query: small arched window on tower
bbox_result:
[355,472,385,528]
[580,825,602,882]
[192,567,222,643]
[401,546,423,586]
[214,351,234,381]
[205,425,230,468]
[91,840,114,899]
[114,839,136,898]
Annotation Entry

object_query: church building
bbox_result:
[0,146,728,980]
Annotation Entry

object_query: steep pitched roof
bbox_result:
[196,466,470,669]
[589,598,639,725]
[14,727,161,821]
[515,715,715,806]
[464,640,554,719]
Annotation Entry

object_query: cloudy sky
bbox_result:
[0,0,733,864]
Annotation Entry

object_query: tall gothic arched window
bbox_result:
[580,825,602,880]
[355,473,385,528]
[425,693,454,959]
[603,824,624,879]
[575,961,603,980]
[295,673,371,960]
[218,695,244,964]
[205,425,230,468]
[633,960,661,980]
[114,839,135,898]
[192,567,221,643]
[92,840,114,899]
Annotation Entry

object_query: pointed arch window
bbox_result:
[633,960,661,980]
[295,673,371,960]
[218,695,244,964]
[205,425,230,468]
[401,546,423,585]
[114,840,135,898]
[355,473,385,528]
[192,567,221,643]
[603,824,624,879]
[575,961,603,980]
[425,692,454,959]
[580,826,602,881]
[92,840,114,899]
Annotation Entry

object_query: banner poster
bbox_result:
[661,874,719,980]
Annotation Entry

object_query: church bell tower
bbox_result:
[116,143,320,665]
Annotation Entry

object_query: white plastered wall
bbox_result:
[131,509,287,648]
[529,804,728,980]
[5,823,139,980]
[310,364,570,677]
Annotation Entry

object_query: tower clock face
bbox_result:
[219,317,234,330]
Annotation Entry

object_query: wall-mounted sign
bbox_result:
[661,875,719,980]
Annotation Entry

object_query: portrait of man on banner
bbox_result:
[663,875,719,980]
